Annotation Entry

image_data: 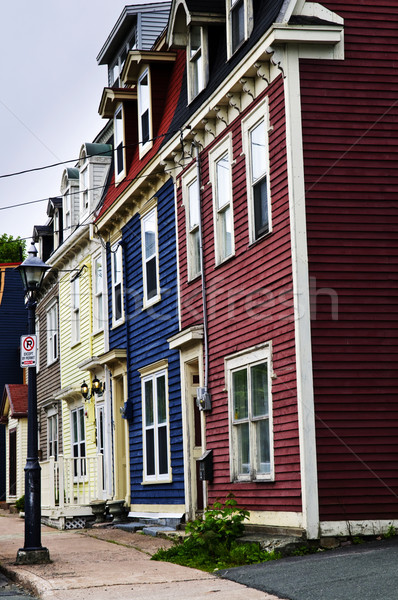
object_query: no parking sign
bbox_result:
[21,335,37,367]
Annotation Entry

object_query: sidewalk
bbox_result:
[0,510,281,600]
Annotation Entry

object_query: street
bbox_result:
[0,573,36,599]
[219,538,398,600]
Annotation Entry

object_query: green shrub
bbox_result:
[15,495,25,512]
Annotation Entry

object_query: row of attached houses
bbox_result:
[2,0,398,539]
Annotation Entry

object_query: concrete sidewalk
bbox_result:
[0,510,281,600]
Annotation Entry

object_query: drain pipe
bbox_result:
[193,141,211,411]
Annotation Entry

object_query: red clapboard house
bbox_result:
[163,0,398,539]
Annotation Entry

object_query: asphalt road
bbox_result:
[0,573,36,599]
[218,538,398,600]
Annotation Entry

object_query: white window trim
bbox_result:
[47,410,58,460]
[46,300,58,366]
[241,99,272,244]
[182,164,202,281]
[138,67,153,158]
[225,342,274,483]
[140,364,172,484]
[111,242,125,328]
[80,163,90,218]
[226,0,254,59]
[114,103,126,183]
[71,276,80,346]
[141,204,161,308]
[70,405,87,481]
[187,26,209,103]
[92,253,105,334]
[209,134,235,265]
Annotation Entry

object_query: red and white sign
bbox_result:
[21,335,37,367]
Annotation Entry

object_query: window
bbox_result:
[47,413,58,460]
[93,255,104,332]
[64,191,71,232]
[142,369,170,482]
[108,30,137,87]
[71,277,80,344]
[114,105,125,180]
[138,69,152,155]
[71,407,86,478]
[242,102,271,242]
[46,302,58,364]
[111,243,124,325]
[227,0,253,57]
[209,137,234,263]
[80,166,89,213]
[141,207,160,306]
[182,168,201,280]
[226,344,273,481]
[188,26,208,102]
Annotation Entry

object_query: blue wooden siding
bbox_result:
[108,179,184,505]
[0,267,27,500]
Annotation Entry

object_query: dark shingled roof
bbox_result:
[1,384,28,420]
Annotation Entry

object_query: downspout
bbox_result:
[193,142,211,410]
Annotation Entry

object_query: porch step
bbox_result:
[114,522,177,537]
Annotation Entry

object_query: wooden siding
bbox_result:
[109,178,184,506]
[36,284,62,459]
[177,76,302,513]
[0,266,27,501]
[301,1,398,520]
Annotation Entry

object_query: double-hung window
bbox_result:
[226,344,273,482]
[141,207,160,306]
[47,413,58,460]
[93,255,104,332]
[111,243,124,326]
[227,0,253,57]
[46,302,58,365]
[71,277,80,345]
[114,104,125,180]
[242,102,271,242]
[209,136,234,264]
[138,69,152,155]
[183,168,201,280]
[188,26,208,102]
[71,406,86,478]
[141,367,170,482]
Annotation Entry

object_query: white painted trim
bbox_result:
[128,508,185,518]
[281,44,319,539]
[249,510,304,529]
[321,520,398,537]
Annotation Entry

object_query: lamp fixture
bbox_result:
[81,376,105,400]
[16,241,51,294]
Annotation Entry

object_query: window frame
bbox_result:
[209,135,235,264]
[93,253,105,334]
[182,165,202,280]
[138,67,153,157]
[141,205,161,308]
[187,25,209,103]
[225,343,274,483]
[46,301,58,365]
[114,103,126,183]
[242,100,272,243]
[140,363,171,484]
[111,242,124,328]
[80,164,89,216]
[71,276,80,346]
[71,406,86,479]
[226,0,253,58]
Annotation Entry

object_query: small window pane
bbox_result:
[145,380,154,426]
[255,419,270,474]
[237,422,250,474]
[157,376,166,424]
[251,121,266,182]
[233,369,248,420]
[221,205,232,258]
[232,0,245,51]
[216,154,230,210]
[146,257,157,299]
[146,430,155,476]
[251,362,268,417]
[188,180,200,229]
[158,426,168,474]
[254,178,268,238]
[144,214,156,259]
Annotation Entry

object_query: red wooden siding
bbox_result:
[301,1,398,520]
[177,75,303,513]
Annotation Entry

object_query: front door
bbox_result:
[9,429,17,497]
[96,404,106,495]
[186,361,204,517]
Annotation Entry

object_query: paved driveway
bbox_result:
[218,538,398,600]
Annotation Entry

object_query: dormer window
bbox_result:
[77,144,112,217]
[227,0,253,57]
[61,167,79,239]
[138,68,152,155]
[188,26,208,102]
[114,104,125,180]
[65,191,71,232]
[80,165,89,215]
[108,28,137,87]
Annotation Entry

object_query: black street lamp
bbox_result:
[16,241,51,564]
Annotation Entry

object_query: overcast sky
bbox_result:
[0,1,142,242]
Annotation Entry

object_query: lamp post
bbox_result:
[16,241,51,564]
